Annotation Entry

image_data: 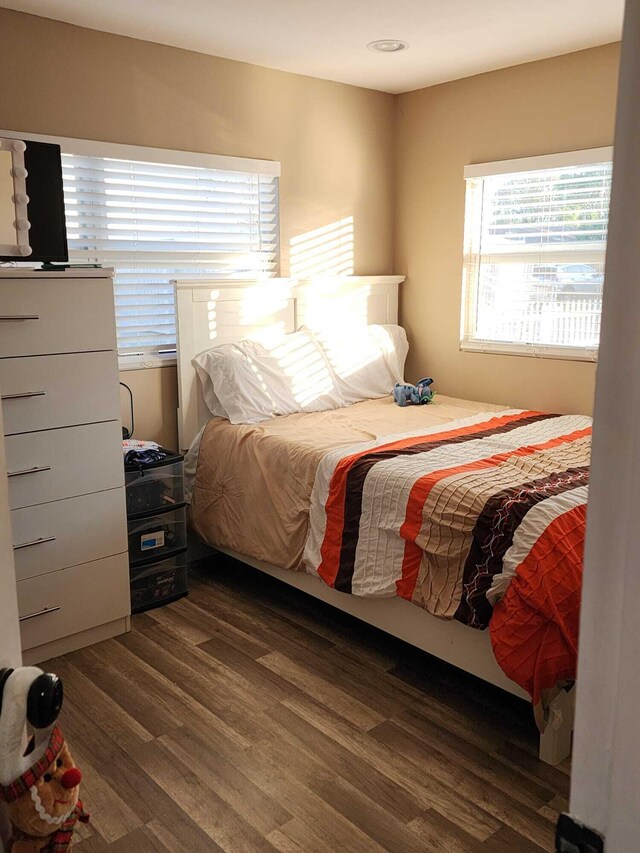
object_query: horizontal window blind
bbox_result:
[461,153,612,360]
[61,153,279,359]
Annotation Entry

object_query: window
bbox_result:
[0,131,280,367]
[461,148,613,360]
[63,150,279,366]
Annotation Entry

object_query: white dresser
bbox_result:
[0,268,130,664]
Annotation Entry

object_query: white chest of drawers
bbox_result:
[0,268,130,663]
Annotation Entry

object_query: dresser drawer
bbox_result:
[18,553,130,652]
[12,488,127,581]
[0,277,117,358]
[0,351,120,435]
[6,421,124,510]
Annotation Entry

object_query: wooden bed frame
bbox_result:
[173,274,574,765]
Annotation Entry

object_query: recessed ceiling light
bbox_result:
[367,39,409,53]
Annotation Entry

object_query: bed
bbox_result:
[175,275,580,765]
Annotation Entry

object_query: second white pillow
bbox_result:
[193,328,345,424]
[312,324,409,405]
[260,328,344,414]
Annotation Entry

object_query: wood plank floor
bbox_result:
[44,556,569,852]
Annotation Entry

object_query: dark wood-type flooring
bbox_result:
[45,557,569,852]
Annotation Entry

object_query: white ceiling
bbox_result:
[1,0,624,94]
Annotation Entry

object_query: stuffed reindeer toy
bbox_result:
[0,667,89,852]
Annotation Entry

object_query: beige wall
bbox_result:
[0,9,395,449]
[395,43,621,414]
[0,11,622,433]
[119,367,179,450]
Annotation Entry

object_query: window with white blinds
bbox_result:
[59,147,279,364]
[461,148,612,360]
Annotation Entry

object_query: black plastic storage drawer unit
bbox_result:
[124,449,188,612]
[125,457,184,516]
[130,549,188,614]
[127,505,187,564]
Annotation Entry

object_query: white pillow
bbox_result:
[193,329,345,424]
[193,341,300,424]
[199,386,227,419]
[312,324,409,405]
[260,328,344,413]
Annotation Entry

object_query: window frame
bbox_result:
[460,146,613,362]
[0,130,281,370]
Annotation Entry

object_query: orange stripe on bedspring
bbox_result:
[316,410,541,587]
[396,427,591,601]
[489,504,586,704]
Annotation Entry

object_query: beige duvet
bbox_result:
[189,395,507,570]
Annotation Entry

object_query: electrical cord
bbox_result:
[120,381,135,439]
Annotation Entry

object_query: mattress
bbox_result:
[188,394,507,570]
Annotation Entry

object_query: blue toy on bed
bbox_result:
[393,377,435,407]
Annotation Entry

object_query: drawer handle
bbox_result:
[1,391,46,401]
[13,536,56,550]
[0,315,40,321]
[19,605,61,623]
[8,465,51,479]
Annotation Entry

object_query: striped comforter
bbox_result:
[304,409,590,708]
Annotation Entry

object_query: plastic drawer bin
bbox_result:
[125,459,185,517]
[130,549,188,613]
[127,504,187,566]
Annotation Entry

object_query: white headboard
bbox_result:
[173,275,405,451]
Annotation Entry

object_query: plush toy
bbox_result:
[393,377,435,407]
[0,667,89,852]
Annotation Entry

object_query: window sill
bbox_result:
[118,353,177,371]
[460,340,598,362]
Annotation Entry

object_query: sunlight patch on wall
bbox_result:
[290,217,354,278]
